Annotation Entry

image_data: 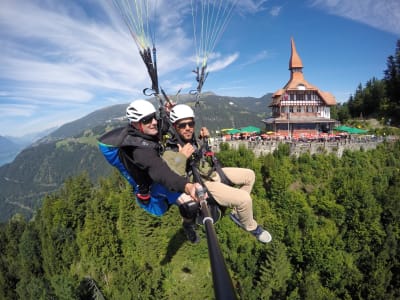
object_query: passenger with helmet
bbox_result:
[98,99,202,242]
[163,104,272,244]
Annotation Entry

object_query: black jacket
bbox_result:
[102,125,189,193]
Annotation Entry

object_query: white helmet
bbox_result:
[126,99,156,122]
[169,104,195,124]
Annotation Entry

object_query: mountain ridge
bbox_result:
[0,93,273,222]
[0,127,58,167]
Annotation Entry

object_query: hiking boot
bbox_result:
[182,221,200,244]
[230,213,272,243]
[250,225,272,243]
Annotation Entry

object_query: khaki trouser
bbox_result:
[204,167,258,231]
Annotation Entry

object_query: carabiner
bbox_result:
[143,87,157,96]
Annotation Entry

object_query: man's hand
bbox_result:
[176,193,194,205]
[178,143,195,158]
[164,101,176,113]
[184,182,204,202]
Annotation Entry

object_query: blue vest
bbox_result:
[98,127,181,216]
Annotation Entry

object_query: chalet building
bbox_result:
[263,38,337,138]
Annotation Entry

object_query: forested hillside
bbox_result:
[334,39,400,125]
[0,135,114,222]
[1,141,399,299]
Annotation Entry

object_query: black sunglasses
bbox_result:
[140,113,157,125]
[176,121,195,129]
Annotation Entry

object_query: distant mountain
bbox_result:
[0,136,20,151]
[0,136,21,166]
[0,93,272,222]
[0,127,58,167]
[45,104,128,140]
[44,93,273,139]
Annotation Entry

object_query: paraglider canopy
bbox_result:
[190,0,239,94]
[112,0,239,97]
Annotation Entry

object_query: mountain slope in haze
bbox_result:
[0,136,21,166]
[45,103,128,140]
[0,127,59,167]
[0,93,272,222]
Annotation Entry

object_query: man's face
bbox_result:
[134,113,158,135]
[175,117,195,142]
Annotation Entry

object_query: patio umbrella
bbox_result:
[225,128,241,134]
[239,126,261,134]
[334,126,368,134]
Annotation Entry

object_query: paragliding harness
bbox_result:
[159,95,234,225]
[172,112,238,300]
[194,138,234,186]
[189,136,236,224]
[98,126,181,217]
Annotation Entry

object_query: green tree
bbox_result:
[384,40,400,124]
[15,222,48,298]
[363,78,386,118]
[18,223,42,277]
[35,173,93,297]
[335,102,351,123]
[348,84,364,118]
[0,215,26,300]
[2,140,400,299]
[256,242,292,299]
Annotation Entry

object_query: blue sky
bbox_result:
[0,0,399,137]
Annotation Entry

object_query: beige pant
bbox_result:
[204,167,258,231]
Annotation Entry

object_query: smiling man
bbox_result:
[98,99,204,242]
[164,104,272,244]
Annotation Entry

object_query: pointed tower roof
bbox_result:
[289,37,303,69]
[287,37,306,83]
[270,37,337,106]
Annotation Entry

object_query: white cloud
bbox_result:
[236,0,269,14]
[240,50,270,67]
[269,6,282,17]
[0,0,248,136]
[0,104,36,117]
[208,53,240,72]
[309,0,400,35]
[2,0,392,136]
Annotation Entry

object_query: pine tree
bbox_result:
[384,40,400,124]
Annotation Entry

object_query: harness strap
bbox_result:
[199,140,234,187]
